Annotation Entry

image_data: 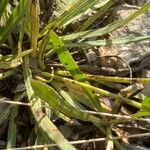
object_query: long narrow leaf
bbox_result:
[77,0,116,31]
[23,56,76,150]
[6,94,19,148]
[64,35,150,48]
[50,31,103,111]
[39,72,142,109]
[0,0,31,44]
[40,0,99,36]
[61,2,150,41]
[31,79,105,124]
[0,0,9,19]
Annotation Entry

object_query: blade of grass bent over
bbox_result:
[23,56,76,150]
[50,30,103,111]
[31,79,105,124]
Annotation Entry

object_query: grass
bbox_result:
[0,0,150,149]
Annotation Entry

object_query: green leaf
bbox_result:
[39,72,142,109]
[141,97,150,112]
[132,111,150,118]
[23,56,76,150]
[35,129,54,148]
[31,79,104,124]
[133,96,150,118]
[0,0,31,44]
[50,30,103,111]
[6,94,19,149]
[36,111,77,150]
[50,31,86,81]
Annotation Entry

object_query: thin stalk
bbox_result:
[39,72,142,109]
[55,70,150,84]
[30,0,39,58]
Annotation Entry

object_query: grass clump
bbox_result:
[0,0,150,149]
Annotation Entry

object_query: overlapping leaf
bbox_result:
[0,0,31,44]
[50,31,103,111]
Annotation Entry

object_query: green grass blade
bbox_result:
[36,110,77,150]
[40,35,150,59]
[0,0,9,19]
[39,72,142,109]
[23,56,76,150]
[61,2,150,41]
[38,34,51,70]
[77,0,116,31]
[35,129,54,149]
[6,92,26,148]
[0,0,31,44]
[51,81,85,110]
[50,30,103,111]
[31,97,77,150]
[18,2,31,54]
[0,92,26,128]
[0,104,11,125]
[6,95,19,148]
[40,0,99,36]
[133,97,150,118]
[31,79,104,124]
[50,31,86,81]
[31,78,107,135]
[64,35,150,48]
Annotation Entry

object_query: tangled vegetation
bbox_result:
[0,0,150,149]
